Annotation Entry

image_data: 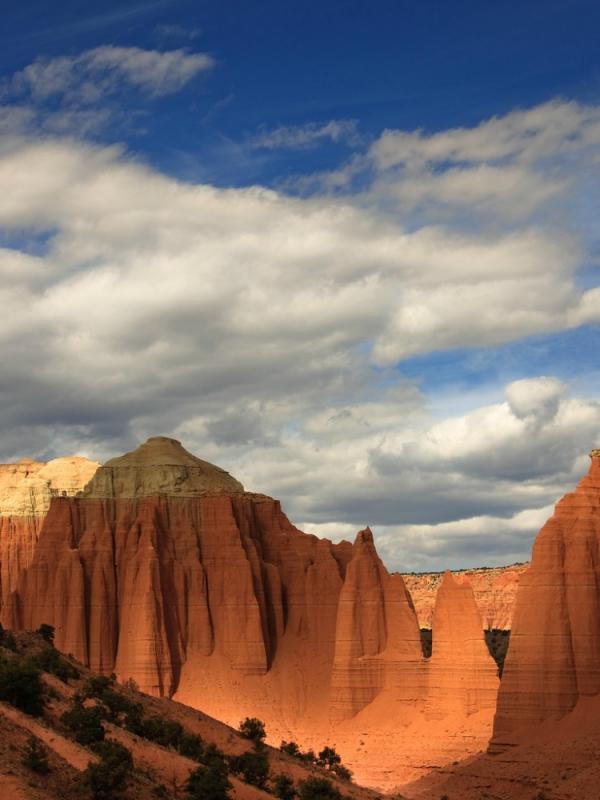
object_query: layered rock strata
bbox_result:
[426,572,499,717]
[403,563,528,631]
[7,436,499,775]
[0,456,99,626]
[492,450,600,747]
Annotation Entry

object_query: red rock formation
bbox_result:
[492,450,600,747]
[403,563,528,631]
[330,528,424,720]
[8,436,500,786]
[0,456,99,627]
[426,572,499,717]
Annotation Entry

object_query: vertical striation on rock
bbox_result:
[330,528,424,720]
[0,456,99,627]
[426,572,499,718]
[492,450,600,747]
[6,435,502,780]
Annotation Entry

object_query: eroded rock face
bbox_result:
[492,451,600,747]
[0,456,99,626]
[8,436,500,784]
[403,563,528,631]
[426,572,499,717]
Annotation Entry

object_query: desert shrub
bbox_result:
[22,735,51,774]
[238,716,266,744]
[141,715,184,748]
[34,646,79,682]
[229,748,270,788]
[83,677,139,722]
[0,623,17,651]
[186,760,232,800]
[37,624,55,645]
[298,777,343,800]
[62,699,106,745]
[83,739,133,799]
[280,740,301,757]
[301,749,317,764]
[274,773,296,800]
[179,731,205,761]
[0,656,45,715]
[317,747,352,781]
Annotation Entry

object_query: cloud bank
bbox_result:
[0,72,599,570]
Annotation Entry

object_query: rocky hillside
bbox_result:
[0,628,378,800]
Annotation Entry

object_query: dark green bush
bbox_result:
[0,656,45,715]
[317,747,352,781]
[238,716,266,744]
[62,700,106,745]
[297,777,343,800]
[280,740,301,757]
[37,624,55,645]
[274,773,297,800]
[228,748,270,788]
[179,732,205,761]
[34,646,80,682]
[0,623,17,651]
[22,735,51,774]
[83,739,133,800]
[186,760,232,800]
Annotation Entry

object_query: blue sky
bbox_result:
[1,1,600,570]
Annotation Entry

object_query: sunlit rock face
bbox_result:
[8,436,499,787]
[0,455,100,626]
[426,572,499,717]
[403,563,528,631]
[492,451,600,749]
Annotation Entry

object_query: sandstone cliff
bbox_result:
[402,563,528,631]
[492,450,600,748]
[6,436,500,787]
[0,455,99,626]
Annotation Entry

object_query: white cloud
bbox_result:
[250,119,361,150]
[0,98,599,571]
[10,46,214,103]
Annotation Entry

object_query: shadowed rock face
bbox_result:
[492,451,600,748]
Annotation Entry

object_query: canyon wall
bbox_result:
[492,450,600,749]
[3,436,499,785]
[0,456,99,627]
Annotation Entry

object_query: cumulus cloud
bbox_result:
[9,46,214,103]
[250,119,361,150]
[0,96,599,571]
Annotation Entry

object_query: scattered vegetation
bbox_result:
[298,777,343,800]
[280,741,352,781]
[37,623,56,645]
[0,654,45,715]
[0,622,17,651]
[229,747,270,788]
[83,739,133,799]
[62,698,106,745]
[33,644,80,682]
[274,773,297,800]
[22,734,51,774]
[186,753,232,800]
[238,715,267,744]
